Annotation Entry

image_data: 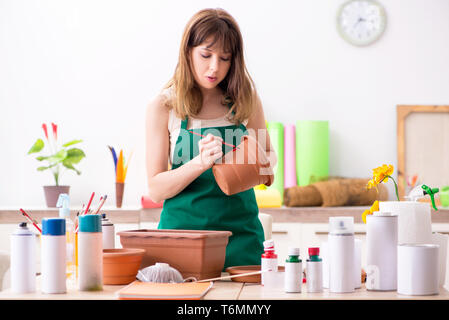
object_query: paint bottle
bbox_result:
[306,247,323,293]
[284,247,302,293]
[41,218,67,294]
[101,213,115,249]
[261,239,278,285]
[328,216,355,293]
[78,214,103,291]
[56,193,76,286]
[10,222,36,293]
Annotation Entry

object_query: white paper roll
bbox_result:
[366,213,398,291]
[379,201,432,245]
[397,244,439,296]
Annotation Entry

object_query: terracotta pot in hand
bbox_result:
[212,135,274,196]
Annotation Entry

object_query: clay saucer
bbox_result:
[225,265,285,283]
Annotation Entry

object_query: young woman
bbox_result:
[145,8,276,268]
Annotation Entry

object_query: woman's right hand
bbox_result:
[193,133,224,171]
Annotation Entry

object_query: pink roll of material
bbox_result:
[141,195,163,208]
[284,124,297,189]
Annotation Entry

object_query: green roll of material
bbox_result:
[267,121,284,202]
[295,120,329,186]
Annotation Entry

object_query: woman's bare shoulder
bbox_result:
[146,91,171,119]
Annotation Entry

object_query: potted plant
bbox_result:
[27,123,86,207]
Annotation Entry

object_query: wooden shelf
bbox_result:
[1,206,448,225]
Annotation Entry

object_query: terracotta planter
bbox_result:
[116,182,125,208]
[118,229,232,280]
[103,248,145,285]
[212,135,274,196]
[43,185,70,207]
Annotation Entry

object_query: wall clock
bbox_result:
[336,0,387,46]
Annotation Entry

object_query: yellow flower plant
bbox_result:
[362,200,379,224]
[366,164,399,201]
[363,164,399,224]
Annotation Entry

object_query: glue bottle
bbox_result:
[41,218,67,294]
[56,193,76,286]
[78,214,103,291]
[284,247,302,293]
[261,239,278,286]
[10,222,36,293]
[101,213,115,249]
[306,247,323,293]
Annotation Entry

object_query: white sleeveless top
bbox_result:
[163,89,248,164]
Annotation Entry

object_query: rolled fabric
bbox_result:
[284,185,323,207]
[267,121,284,202]
[284,124,297,189]
[141,195,163,209]
[296,120,329,186]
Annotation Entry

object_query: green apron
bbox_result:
[158,111,265,269]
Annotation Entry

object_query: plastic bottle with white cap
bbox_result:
[10,222,36,293]
[328,216,355,293]
[284,247,302,293]
[261,239,278,285]
[78,214,103,291]
[41,218,67,294]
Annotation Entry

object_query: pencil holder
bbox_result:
[116,182,125,208]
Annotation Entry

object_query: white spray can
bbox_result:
[41,218,67,294]
[261,239,278,286]
[101,213,115,249]
[284,247,302,293]
[10,222,36,293]
[328,217,355,293]
[78,214,103,291]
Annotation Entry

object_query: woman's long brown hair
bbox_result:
[164,8,256,125]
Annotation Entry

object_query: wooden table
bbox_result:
[1,277,448,300]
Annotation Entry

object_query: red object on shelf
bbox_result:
[141,196,163,209]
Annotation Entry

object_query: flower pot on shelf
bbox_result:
[43,185,70,208]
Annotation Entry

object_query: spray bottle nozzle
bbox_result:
[56,193,70,218]
[422,185,439,211]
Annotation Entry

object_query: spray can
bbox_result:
[56,193,76,286]
[78,214,103,291]
[101,213,115,249]
[306,247,323,293]
[284,247,302,293]
[328,216,355,293]
[10,222,36,293]
[41,218,67,294]
[261,239,278,286]
[366,211,398,291]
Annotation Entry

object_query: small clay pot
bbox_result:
[103,248,145,285]
[212,135,274,196]
[43,185,70,207]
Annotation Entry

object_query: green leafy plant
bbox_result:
[27,123,86,186]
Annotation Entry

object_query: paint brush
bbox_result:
[92,195,107,215]
[83,192,95,215]
[187,130,238,150]
[19,208,42,234]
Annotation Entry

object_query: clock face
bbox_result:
[337,0,387,46]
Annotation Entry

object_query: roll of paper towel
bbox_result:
[295,120,329,186]
[379,201,432,245]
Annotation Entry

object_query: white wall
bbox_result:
[1,0,449,206]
